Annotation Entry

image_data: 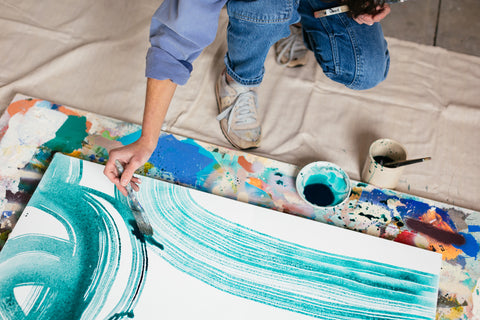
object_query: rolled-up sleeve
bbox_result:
[146,0,227,85]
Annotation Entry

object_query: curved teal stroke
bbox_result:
[142,179,439,320]
[0,155,147,320]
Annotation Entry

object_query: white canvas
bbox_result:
[0,154,442,319]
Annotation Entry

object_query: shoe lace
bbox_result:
[216,91,257,132]
[276,27,306,65]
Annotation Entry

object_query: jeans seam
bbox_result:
[319,17,339,76]
[224,55,263,86]
[228,0,294,24]
[339,14,362,89]
[230,14,291,24]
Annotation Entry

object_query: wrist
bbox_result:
[138,135,158,152]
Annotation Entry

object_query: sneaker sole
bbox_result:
[215,79,260,150]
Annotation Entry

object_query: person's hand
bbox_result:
[104,138,156,196]
[354,4,391,25]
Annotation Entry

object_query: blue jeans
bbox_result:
[225,0,390,90]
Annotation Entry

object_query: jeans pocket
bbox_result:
[227,0,296,23]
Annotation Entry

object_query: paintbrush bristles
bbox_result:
[132,208,154,236]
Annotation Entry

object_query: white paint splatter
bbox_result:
[473,277,480,320]
[0,106,67,176]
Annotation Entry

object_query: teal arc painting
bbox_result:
[0,153,441,319]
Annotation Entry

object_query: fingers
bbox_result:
[131,181,140,192]
[117,184,129,197]
[354,15,374,25]
[104,159,127,196]
[103,141,152,197]
[373,4,391,22]
[104,158,121,185]
[354,4,391,25]
[131,176,141,185]
[120,161,138,187]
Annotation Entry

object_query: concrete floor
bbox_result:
[382,0,480,57]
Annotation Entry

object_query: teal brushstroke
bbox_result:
[42,116,88,153]
[0,154,440,319]
[141,178,439,320]
[118,130,142,146]
[0,155,146,319]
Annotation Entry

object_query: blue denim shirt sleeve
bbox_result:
[146,0,227,85]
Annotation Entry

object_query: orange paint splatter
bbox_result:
[7,99,40,116]
[67,150,83,158]
[350,187,362,201]
[57,106,80,117]
[419,209,463,261]
[238,156,254,173]
[247,177,264,189]
[419,209,452,231]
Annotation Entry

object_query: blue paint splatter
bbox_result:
[35,100,54,109]
[148,135,217,186]
[468,225,480,232]
[360,189,458,231]
[453,233,480,259]
[455,255,467,268]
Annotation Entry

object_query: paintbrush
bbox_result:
[384,157,432,168]
[314,0,408,18]
[115,160,153,236]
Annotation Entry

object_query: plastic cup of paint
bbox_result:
[296,161,351,209]
[361,138,407,189]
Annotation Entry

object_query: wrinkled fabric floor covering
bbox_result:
[0,0,479,211]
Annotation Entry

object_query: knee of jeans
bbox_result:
[324,52,390,91]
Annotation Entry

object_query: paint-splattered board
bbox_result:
[0,95,479,319]
[0,153,442,319]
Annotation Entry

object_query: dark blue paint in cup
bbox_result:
[296,161,351,208]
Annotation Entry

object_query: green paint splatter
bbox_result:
[101,130,119,140]
[43,116,88,153]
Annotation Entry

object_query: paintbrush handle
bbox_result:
[114,160,153,235]
[314,0,407,18]
[385,157,431,168]
[114,160,143,209]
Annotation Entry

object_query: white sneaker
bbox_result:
[274,24,308,68]
[215,70,261,149]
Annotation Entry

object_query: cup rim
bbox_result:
[296,161,352,208]
[368,138,408,170]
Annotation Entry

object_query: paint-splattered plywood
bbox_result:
[0,153,442,319]
[0,95,479,319]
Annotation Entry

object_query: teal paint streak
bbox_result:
[0,155,440,319]
[42,115,88,153]
[0,155,146,319]
[118,130,141,146]
[142,179,439,320]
